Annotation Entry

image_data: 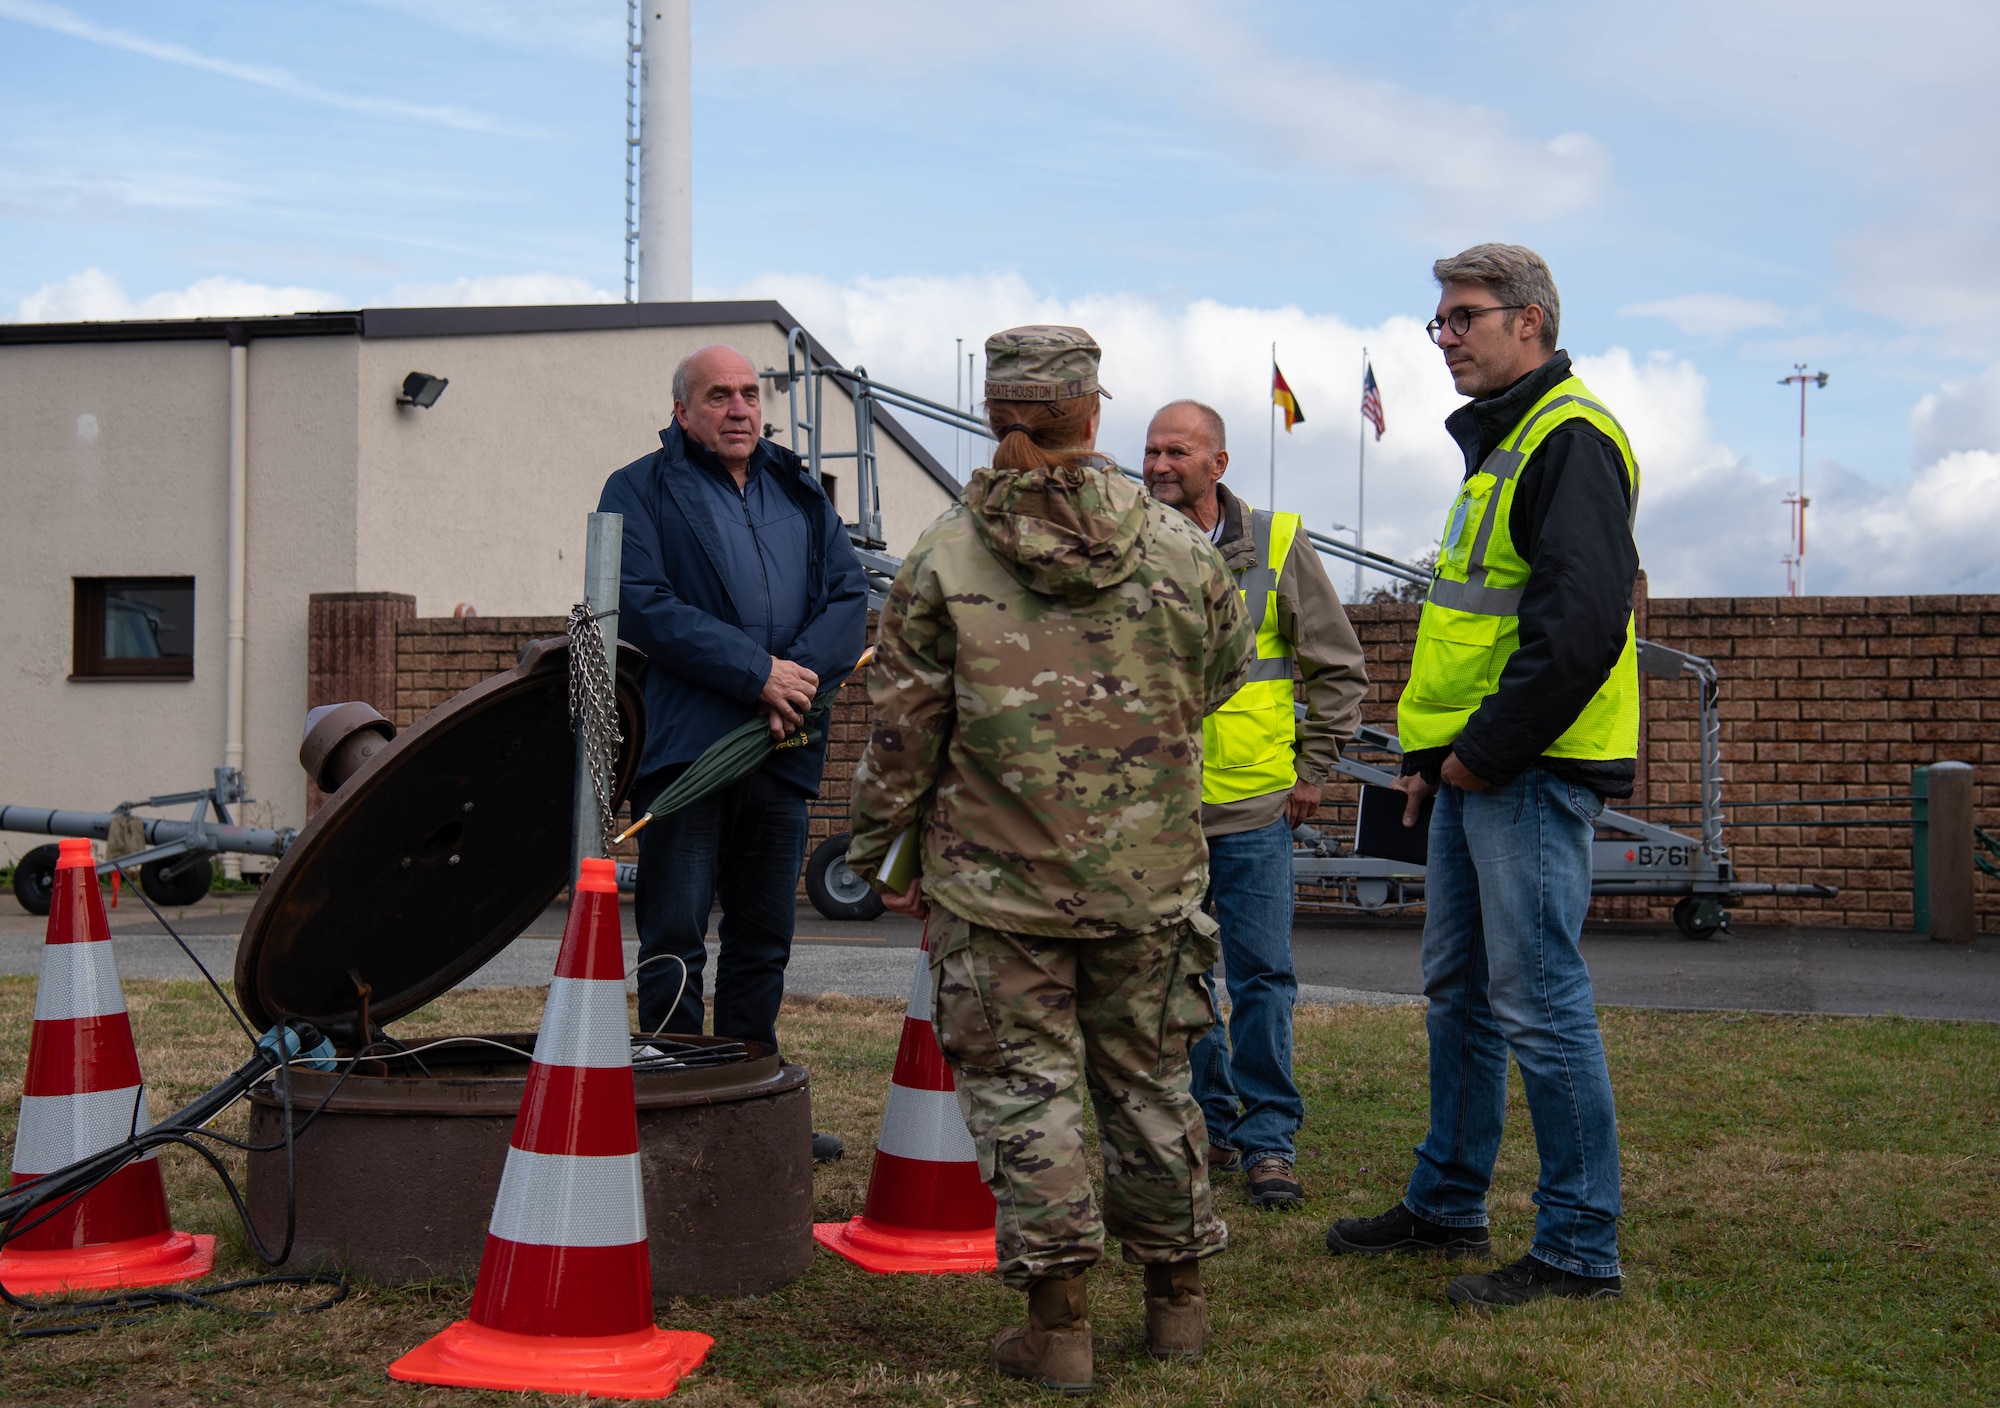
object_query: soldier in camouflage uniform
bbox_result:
[848,326,1254,1392]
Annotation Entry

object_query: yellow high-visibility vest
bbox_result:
[1203,508,1303,803]
[1397,374,1642,760]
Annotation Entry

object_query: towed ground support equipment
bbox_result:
[3,767,295,915]
[775,352,1838,940]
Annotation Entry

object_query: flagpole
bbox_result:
[1356,347,1367,602]
[1268,341,1277,509]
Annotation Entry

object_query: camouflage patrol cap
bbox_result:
[984,325,1113,402]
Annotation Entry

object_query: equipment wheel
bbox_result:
[140,853,215,908]
[1673,895,1727,940]
[805,833,885,922]
[11,844,60,916]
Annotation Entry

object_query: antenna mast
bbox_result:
[622,0,641,303]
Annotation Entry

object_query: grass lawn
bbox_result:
[0,976,1993,1405]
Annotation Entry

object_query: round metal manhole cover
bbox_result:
[233,637,646,1040]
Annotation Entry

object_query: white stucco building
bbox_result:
[0,301,958,860]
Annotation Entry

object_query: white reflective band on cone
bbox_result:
[12,1085,154,1177]
[876,1083,977,1163]
[487,1147,646,1247]
[32,941,129,1023]
[532,978,633,1069]
[904,953,933,1023]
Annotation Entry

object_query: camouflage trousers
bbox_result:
[928,908,1230,1289]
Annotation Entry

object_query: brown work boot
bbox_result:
[1246,1155,1305,1210]
[1142,1259,1210,1360]
[993,1267,1092,1394]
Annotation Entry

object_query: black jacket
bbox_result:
[598,422,870,794]
[1402,352,1639,798]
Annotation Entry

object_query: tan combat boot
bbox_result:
[993,1266,1092,1394]
[1143,1259,1210,1360]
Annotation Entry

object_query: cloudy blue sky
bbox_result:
[5,0,1996,597]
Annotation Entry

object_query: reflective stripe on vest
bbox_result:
[1202,508,1303,805]
[1397,375,1642,762]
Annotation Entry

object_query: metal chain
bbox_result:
[566,602,624,849]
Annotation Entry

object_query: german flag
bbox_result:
[1272,363,1304,432]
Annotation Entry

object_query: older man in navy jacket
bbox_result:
[599,343,868,1056]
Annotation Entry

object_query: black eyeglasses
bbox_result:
[1426,305,1526,344]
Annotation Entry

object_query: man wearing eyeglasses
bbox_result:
[1325,244,1637,1308]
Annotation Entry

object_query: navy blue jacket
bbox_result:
[598,421,869,795]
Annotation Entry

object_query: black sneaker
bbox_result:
[1447,1253,1623,1307]
[811,1130,845,1163]
[1245,1156,1305,1210]
[1325,1202,1491,1257]
[1207,1141,1241,1176]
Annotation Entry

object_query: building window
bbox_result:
[72,578,196,680]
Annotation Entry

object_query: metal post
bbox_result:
[1927,760,1975,943]
[1268,341,1277,509]
[572,514,623,880]
[1356,345,1367,603]
[852,365,882,545]
[621,0,641,303]
[1697,664,1725,871]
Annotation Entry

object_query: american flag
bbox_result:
[1360,362,1385,440]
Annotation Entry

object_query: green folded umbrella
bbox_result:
[613,649,871,844]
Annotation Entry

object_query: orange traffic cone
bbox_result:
[813,927,997,1273]
[0,839,215,1294]
[389,857,712,1399]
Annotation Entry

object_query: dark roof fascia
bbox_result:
[0,313,362,346]
[355,300,791,340]
[0,300,959,495]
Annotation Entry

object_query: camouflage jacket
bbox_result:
[847,459,1253,938]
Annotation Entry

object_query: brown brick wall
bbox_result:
[1334,593,1999,930]
[392,616,566,729]
[1631,595,1998,930]
[319,594,1996,931]
[305,592,415,816]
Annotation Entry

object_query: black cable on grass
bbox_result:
[0,904,355,1336]
[109,859,257,1045]
[7,1273,350,1339]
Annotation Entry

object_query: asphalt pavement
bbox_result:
[0,893,1993,1021]
[1291,912,2000,1021]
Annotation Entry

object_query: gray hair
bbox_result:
[1432,243,1560,352]
[1154,398,1227,453]
[672,343,752,407]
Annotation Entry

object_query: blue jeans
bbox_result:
[1402,768,1623,1277]
[631,767,808,1050]
[1190,816,1304,1166]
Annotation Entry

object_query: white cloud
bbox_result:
[1909,362,2000,468]
[707,0,1609,222]
[0,0,523,134]
[377,273,618,307]
[1808,451,2000,594]
[732,272,2000,599]
[1577,347,2000,598]
[1621,294,1791,338]
[735,269,1467,579]
[10,268,339,321]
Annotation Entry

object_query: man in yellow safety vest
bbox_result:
[1144,399,1368,1210]
[1324,244,1637,1307]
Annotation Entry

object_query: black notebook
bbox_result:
[1353,784,1433,866]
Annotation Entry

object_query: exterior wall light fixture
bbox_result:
[397,372,449,408]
